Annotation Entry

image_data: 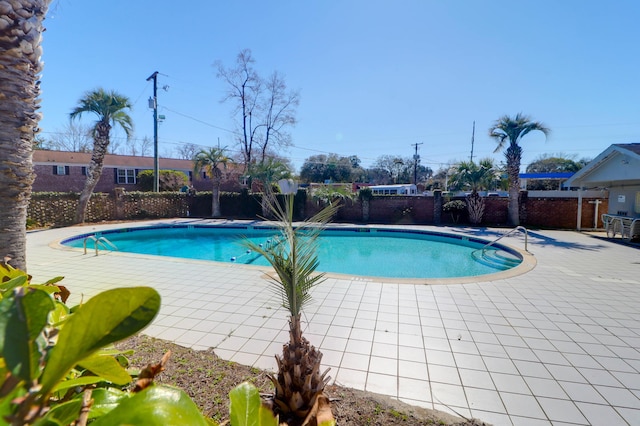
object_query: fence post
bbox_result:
[576,189,583,230]
[434,190,442,225]
[114,188,125,220]
[519,190,528,225]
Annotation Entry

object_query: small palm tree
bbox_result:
[245,182,337,425]
[489,113,549,226]
[193,147,231,217]
[309,184,355,207]
[450,158,497,224]
[70,88,133,223]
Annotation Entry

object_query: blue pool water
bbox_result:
[62,225,522,279]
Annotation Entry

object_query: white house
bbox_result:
[563,143,640,218]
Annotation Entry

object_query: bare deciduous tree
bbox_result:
[176,142,200,160]
[125,135,153,156]
[47,121,93,152]
[215,49,299,171]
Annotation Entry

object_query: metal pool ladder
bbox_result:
[83,235,118,256]
[473,226,529,256]
[470,226,528,270]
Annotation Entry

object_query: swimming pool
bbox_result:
[61,224,524,279]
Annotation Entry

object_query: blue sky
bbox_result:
[39,0,640,173]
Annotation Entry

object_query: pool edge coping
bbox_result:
[50,220,537,285]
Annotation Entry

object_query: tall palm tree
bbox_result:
[0,0,50,271]
[70,88,133,224]
[489,113,549,226]
[245,184,337,425]
[449,158,497,224]
[193,147,231,217]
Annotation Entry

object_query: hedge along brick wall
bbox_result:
[29,190,609,230]
[28,192,188,226]
[120,192,188,219]
[29,193,115,226]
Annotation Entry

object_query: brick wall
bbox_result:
[523,196,608,229]
[305,196,435,224]
[28,192,188,226]
[28,190,609,230]
[29,193,115,225]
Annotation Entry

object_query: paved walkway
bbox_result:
[27,220,640,425]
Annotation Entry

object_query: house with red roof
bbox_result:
[32,150,244,193]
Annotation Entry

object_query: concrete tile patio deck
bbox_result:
[27,220,640,425]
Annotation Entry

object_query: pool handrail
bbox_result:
[83,235,118,256]
[473,226,528,257]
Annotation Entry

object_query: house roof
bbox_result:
[563,143,640,189]
[616,143,640,155]
[34,150,196,170]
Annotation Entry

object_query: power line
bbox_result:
[160,106,237,134]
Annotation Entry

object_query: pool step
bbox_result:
[472,248,521,270]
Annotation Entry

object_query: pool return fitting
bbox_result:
[230,236,281,263]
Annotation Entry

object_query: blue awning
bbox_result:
[519,172,575,179]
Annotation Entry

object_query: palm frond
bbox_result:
[70,88,133,138]
[244,186,338,317]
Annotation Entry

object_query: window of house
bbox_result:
[117,168,136,184]
[81,166,87,176]
[53,165,69,175]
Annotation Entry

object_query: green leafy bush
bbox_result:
[0,263,297,425]
[442,200,466,212]
[0,263,211,425]
[443,200,466,223]
[137,169,189,192]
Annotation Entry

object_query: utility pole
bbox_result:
[147,71,159,192]
[470,120,475,163]
[411,142,423,185]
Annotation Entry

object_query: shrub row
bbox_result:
[28,190,608,229]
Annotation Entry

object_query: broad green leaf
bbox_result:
[49,301,70,327]
[0,382,26,423]
[0,263,26,282]
[91,385,209,426]
[52,375,107,393]
[0,275,27,294]
[40,287,160,395]
[43,276,65,286]
[229,382,278,426]
[34,399,82,426]
[88,388,127,419]
[29,284,60,294]
[2,289,54,382]
[77,354,131,385]
[0,297,13,354]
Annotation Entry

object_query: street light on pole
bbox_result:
[146,71,159,192]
